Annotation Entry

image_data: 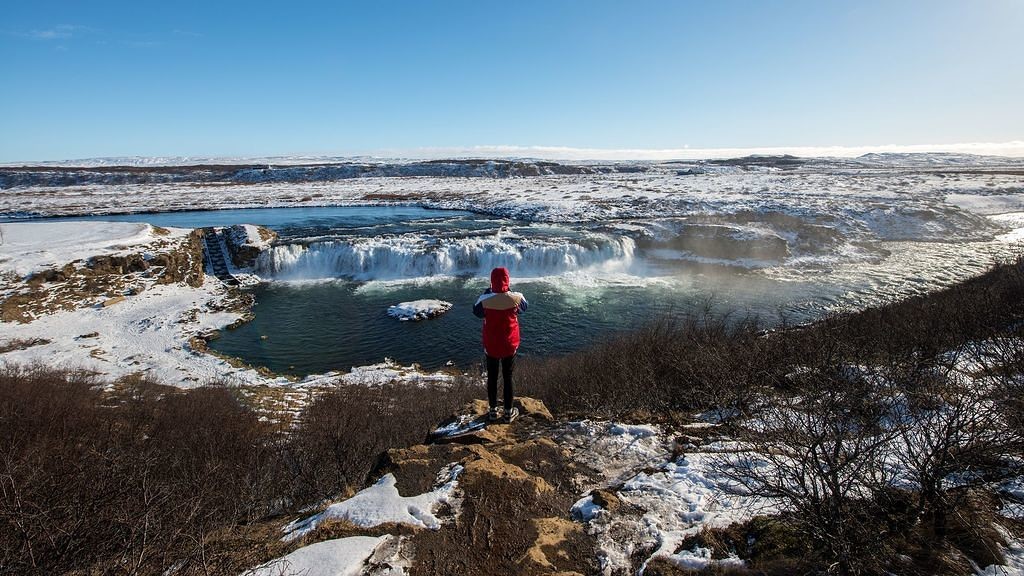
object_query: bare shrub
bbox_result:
[719,367,900,576]
[285,378,477,504]
[890,355,1022,539]
[0,366,291,574]
[518,313,776,421]
[0,365,481,574]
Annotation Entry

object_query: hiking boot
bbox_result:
[487,405,502,421]
[504,406,519,423]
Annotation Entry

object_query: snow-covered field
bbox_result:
[0,220,171,277]
[4,164,1023,230]
[0,221,252,385]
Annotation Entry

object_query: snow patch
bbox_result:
[243,535,386,576]
[570,495,603,521]
[339,359,455,387]
[0,221,185,277]
[562,420,669,486]
[563,420,780,574]
[668,544,745,571]
[608,423,659,438]
[282,464,463,542]
[975,527,1024,576]
[947,193,1024,215]
[226,223,274,252]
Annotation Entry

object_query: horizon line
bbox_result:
[5,140,1024,166]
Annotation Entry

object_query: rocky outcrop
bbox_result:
[224,224,277,268]
[3,229,205,323]
[287,398,601,576]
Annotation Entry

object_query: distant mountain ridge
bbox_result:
[0,160,646,189]
[2,153,1023,189]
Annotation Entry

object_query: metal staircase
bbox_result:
[201,227,239,286]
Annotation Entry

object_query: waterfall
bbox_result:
[255,233,636,281]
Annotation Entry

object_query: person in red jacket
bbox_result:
[473,267,528,422]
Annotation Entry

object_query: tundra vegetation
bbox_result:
[1,255,1022,575]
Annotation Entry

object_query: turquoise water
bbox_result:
[206,272,815,375]
[208,280,667,373]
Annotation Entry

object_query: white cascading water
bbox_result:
[255,233,636,281]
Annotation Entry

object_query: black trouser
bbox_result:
[486,353,515,410]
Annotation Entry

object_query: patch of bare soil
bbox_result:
[0,337,51,353]
[361,192,423,201]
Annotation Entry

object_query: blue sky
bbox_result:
[1,0,1022,162]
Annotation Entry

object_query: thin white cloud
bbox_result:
[381,141,1024,161]
[24,24,89,40]
[122,40,162,48]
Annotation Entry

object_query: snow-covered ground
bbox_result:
[283,464,463,541]
[3,163,1022,229]
[0,221,181,278]
[563,420,780,573]
[244,535,392,576]
[0,221,254,385]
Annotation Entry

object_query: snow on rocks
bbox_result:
[561,420,670,486]
[282,463,464,542]
[226,223,275,251]
[0,220,186,278]
[339,359,455,387]
[561,420,779,574]
[244,535,387,576]
[224,224,276,268]
[386,299,452,321]
[975,527,1024,576]
[570,495,604,522]
[670,545,745,571]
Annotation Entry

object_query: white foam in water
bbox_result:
[255,233,637,281]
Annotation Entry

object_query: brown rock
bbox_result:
[519,517,583,573]
[466,396,553,421]
[468,398,490,416]
[462,445,553,495]
[590,488,621,513]
[102,295,126,307]
[518,397,554,421]
[496,438,565,468]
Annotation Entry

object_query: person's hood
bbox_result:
[490,267,510,293]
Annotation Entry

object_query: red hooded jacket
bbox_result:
[472,267,528,358]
